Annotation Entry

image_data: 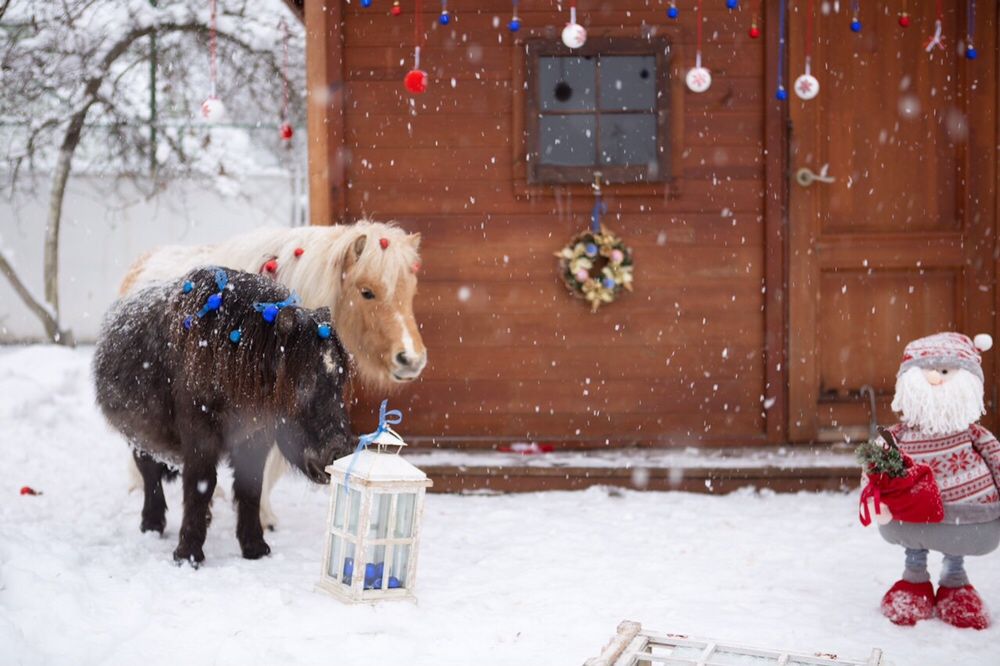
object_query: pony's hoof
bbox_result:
[172,545,205,568]
[241,540,271,560]
[140,516,166,535]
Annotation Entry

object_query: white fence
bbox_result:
[1,171,306,342]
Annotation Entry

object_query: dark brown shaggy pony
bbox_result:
[94,267,353,566]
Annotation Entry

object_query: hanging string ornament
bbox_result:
[562,1,587,49]
[404,0,428,94]
[508,0,521,32]
[556,176,634,313]
[924,0,945,54]
[361,0,372,7]
[849,0,862,32]
[898,1,910,28]
[749,0,761,38]
[965,0,978,59]
[439,0,450,25]
[775,0,787,99]
[685,0,711,93]
[392,1,402,16]
[726,0,739,10]
[278,19,293,141]
[200,0,226,123]
[793,0,819,100]
[667,1,679,20]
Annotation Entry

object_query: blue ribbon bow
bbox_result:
[253,292,301,323]
[343,400,403,494]
[590,196,607,234]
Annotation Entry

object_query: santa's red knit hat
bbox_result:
[898,332,993,382]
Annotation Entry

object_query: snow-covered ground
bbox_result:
[2,346,998,666]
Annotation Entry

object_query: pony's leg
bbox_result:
[259,445,288,531]
[133,450,169,535]
[173,455,218,567]
[232,441,272,560]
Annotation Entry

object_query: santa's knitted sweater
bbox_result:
[888,423,1000,524]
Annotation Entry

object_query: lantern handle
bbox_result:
[342,400,404,494]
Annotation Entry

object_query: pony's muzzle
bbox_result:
[392,350,427,381]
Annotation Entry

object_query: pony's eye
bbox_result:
[941,369,949,374]
[361,288,376,300]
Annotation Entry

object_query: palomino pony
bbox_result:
[120,220,426,529]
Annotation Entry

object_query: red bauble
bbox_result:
[294,247,305,257]
[749,26,760,39]
[898,13,910,28]
[264,260,278,273]
[391,2,402,16]
[404,69,428,94]
[280,123,294,140]
[379,237,390,249]
[20,486,38,496]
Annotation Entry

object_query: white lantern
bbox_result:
[318,403,432,603]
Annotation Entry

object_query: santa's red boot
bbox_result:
[935,585,991,630]
[880,580,935,625]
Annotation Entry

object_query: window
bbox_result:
[525,38,671,185]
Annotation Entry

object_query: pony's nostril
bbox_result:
[395,352,410,367]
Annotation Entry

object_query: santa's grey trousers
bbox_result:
[879,519,1000,587]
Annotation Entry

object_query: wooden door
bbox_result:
[787,2,997,442]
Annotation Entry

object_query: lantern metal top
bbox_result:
[326,426,429,484]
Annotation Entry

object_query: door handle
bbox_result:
[795,166,836,187]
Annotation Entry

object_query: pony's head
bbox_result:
[328,222,426,389]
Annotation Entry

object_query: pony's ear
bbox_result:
[275,307,299,337]
[342,234,367,277]
[407,232,422,250]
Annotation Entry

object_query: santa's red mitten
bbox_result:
[936,585,991,630]
[881,580,935,626]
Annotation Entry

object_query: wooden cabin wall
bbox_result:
[331,1,771,447]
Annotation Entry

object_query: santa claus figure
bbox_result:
[875,332,999,629]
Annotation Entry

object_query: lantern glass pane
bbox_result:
[346,487,361,536]
[332,484,347,530]
[368,493,391,539]
[363,544,388,590]
[340,540,356,586]
[389,543,410,588]
[327,533,343,580]
[394,492,416,538]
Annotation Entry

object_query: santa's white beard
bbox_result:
[891,367,985,435]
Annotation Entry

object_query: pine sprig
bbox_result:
[855,437,907,477]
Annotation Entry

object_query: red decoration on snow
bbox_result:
[20,486,40,496]
[280,123,294,141]
[404,69,428,94]
[294,247,305,257]
[391,1,402,16]
[898,13,911,28]
[263,259,278,274]
[379,238,390,249]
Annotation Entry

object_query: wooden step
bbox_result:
[404,447,859,494]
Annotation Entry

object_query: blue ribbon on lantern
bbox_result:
[342,400,403,494]
[253,292,301,323]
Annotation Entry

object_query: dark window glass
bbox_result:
[600,114,657,166]
[538,57,596,112]
[599,56,657,111]
[540,115,597,166]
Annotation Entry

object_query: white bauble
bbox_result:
[561,23,587,49]
[974,333,993,352]
[685,67,712,93]
[793,73,819,100]
[200,97,227,123]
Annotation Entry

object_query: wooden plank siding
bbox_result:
[324,1,772,447]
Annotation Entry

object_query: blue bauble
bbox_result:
[776,88,788,101]
[726,0,738,9]
[205,293,223,311]
[602,277,616,290]
[229,330,241,343]
[585,243,598,256]
[508,17,521,32]
[439,11,449,25]
[850,19,862,32]
[317,323,332,339]
[343,557,354,578]
[183,316,193,331]
[667,7,678,19]
[263,304,280,323]
[365,562,377,580]
[966,48,978,60]
[182,281,194,294]
[361,0,372,7]
[388,576,402,589]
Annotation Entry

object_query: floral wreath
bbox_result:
[556,189,634,312]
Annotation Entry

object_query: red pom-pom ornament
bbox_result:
[264,260,278,273]
[749,25,760,39]
[379,238,390,249]
[294,247,304,257]
[391,1,402,16]
[898,13,910,28]
[404,69,428,94]
[280,123,294,140]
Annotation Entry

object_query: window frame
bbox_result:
[524,36,672,186]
